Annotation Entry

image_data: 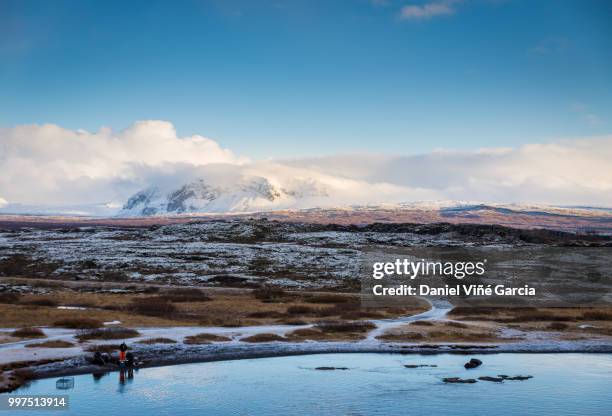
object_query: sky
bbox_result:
[1,0,611,158]
[0,0,611,210]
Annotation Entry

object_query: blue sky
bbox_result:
[1,0,611,159]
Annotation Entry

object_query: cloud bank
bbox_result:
[0,120,611,213]
[0,121,243,206]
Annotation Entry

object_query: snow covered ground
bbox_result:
[0,220,531,290]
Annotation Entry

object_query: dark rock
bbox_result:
[315,367,349,371]
[404,364,437,368]
[499,375,533,381]
[464,358,483,369]
[478,376,504,382]
[443,377,478,384]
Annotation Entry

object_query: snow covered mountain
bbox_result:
[120,176,328,216]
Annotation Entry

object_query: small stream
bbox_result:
[367,298,452,340]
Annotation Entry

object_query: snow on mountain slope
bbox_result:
[120,176,329,216]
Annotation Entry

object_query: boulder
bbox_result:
[464,358,482,369]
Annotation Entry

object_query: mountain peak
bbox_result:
[120,176,324,216]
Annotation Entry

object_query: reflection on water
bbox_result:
[92,372,108,383]
[118,368,137,394]
[55,377,74,390]
[9,353,612,416]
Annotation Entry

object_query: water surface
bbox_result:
[11,353,612,415]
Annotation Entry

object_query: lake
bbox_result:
[9,353,612,415]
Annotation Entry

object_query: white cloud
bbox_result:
[0,120,243,206]
[1,120,611,211]
[280,137,612,206]
[399,1,457,20]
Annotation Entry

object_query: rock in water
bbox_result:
[478,376,504,382]
[464,358,483,369]
[499,375,533,381]
[443,377,478,384]
[404,364,437,368]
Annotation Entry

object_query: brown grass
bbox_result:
[315,320,376,333]
[0,279,429,329]
[411,320,434,326]
[450,307,612,323]
[379,332,425,341]
[0,302,178,328]
[183,333,231,344]
[20,297,58,307]
[376,320,506,343]
[53,318,103,329]
[445,321,468,328]
[582,311,612,321]
[76,327,140,341]
[25,340,75,348]
[286,305,316,315]
[286,326,367,342]
[306,294,355,304]
[338,310,386,320]
[129,297,177,318]
[248,310,285,318]
[315,303,358,317]
[0,293,21,303]
[218,318,244,327]
[137,337,178,344]
[252,286,287,302]
[276,318,308,325]
[11,327,45,338]
[548,322,569,331]
[160,288,212,303]
[450,306,612,337]
[241,333,288,343]
[289,328,323,338]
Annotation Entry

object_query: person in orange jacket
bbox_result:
[118,342,128,364]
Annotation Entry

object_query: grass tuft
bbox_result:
[252,286,287,303]
[315,320,376,333]
[137,337,178,344]
[241,333,288,343]
[25,340,75,348]
[53,318,103,329]
[11,327,45,338]
[76,327,139,341]
[183,333,231,344]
